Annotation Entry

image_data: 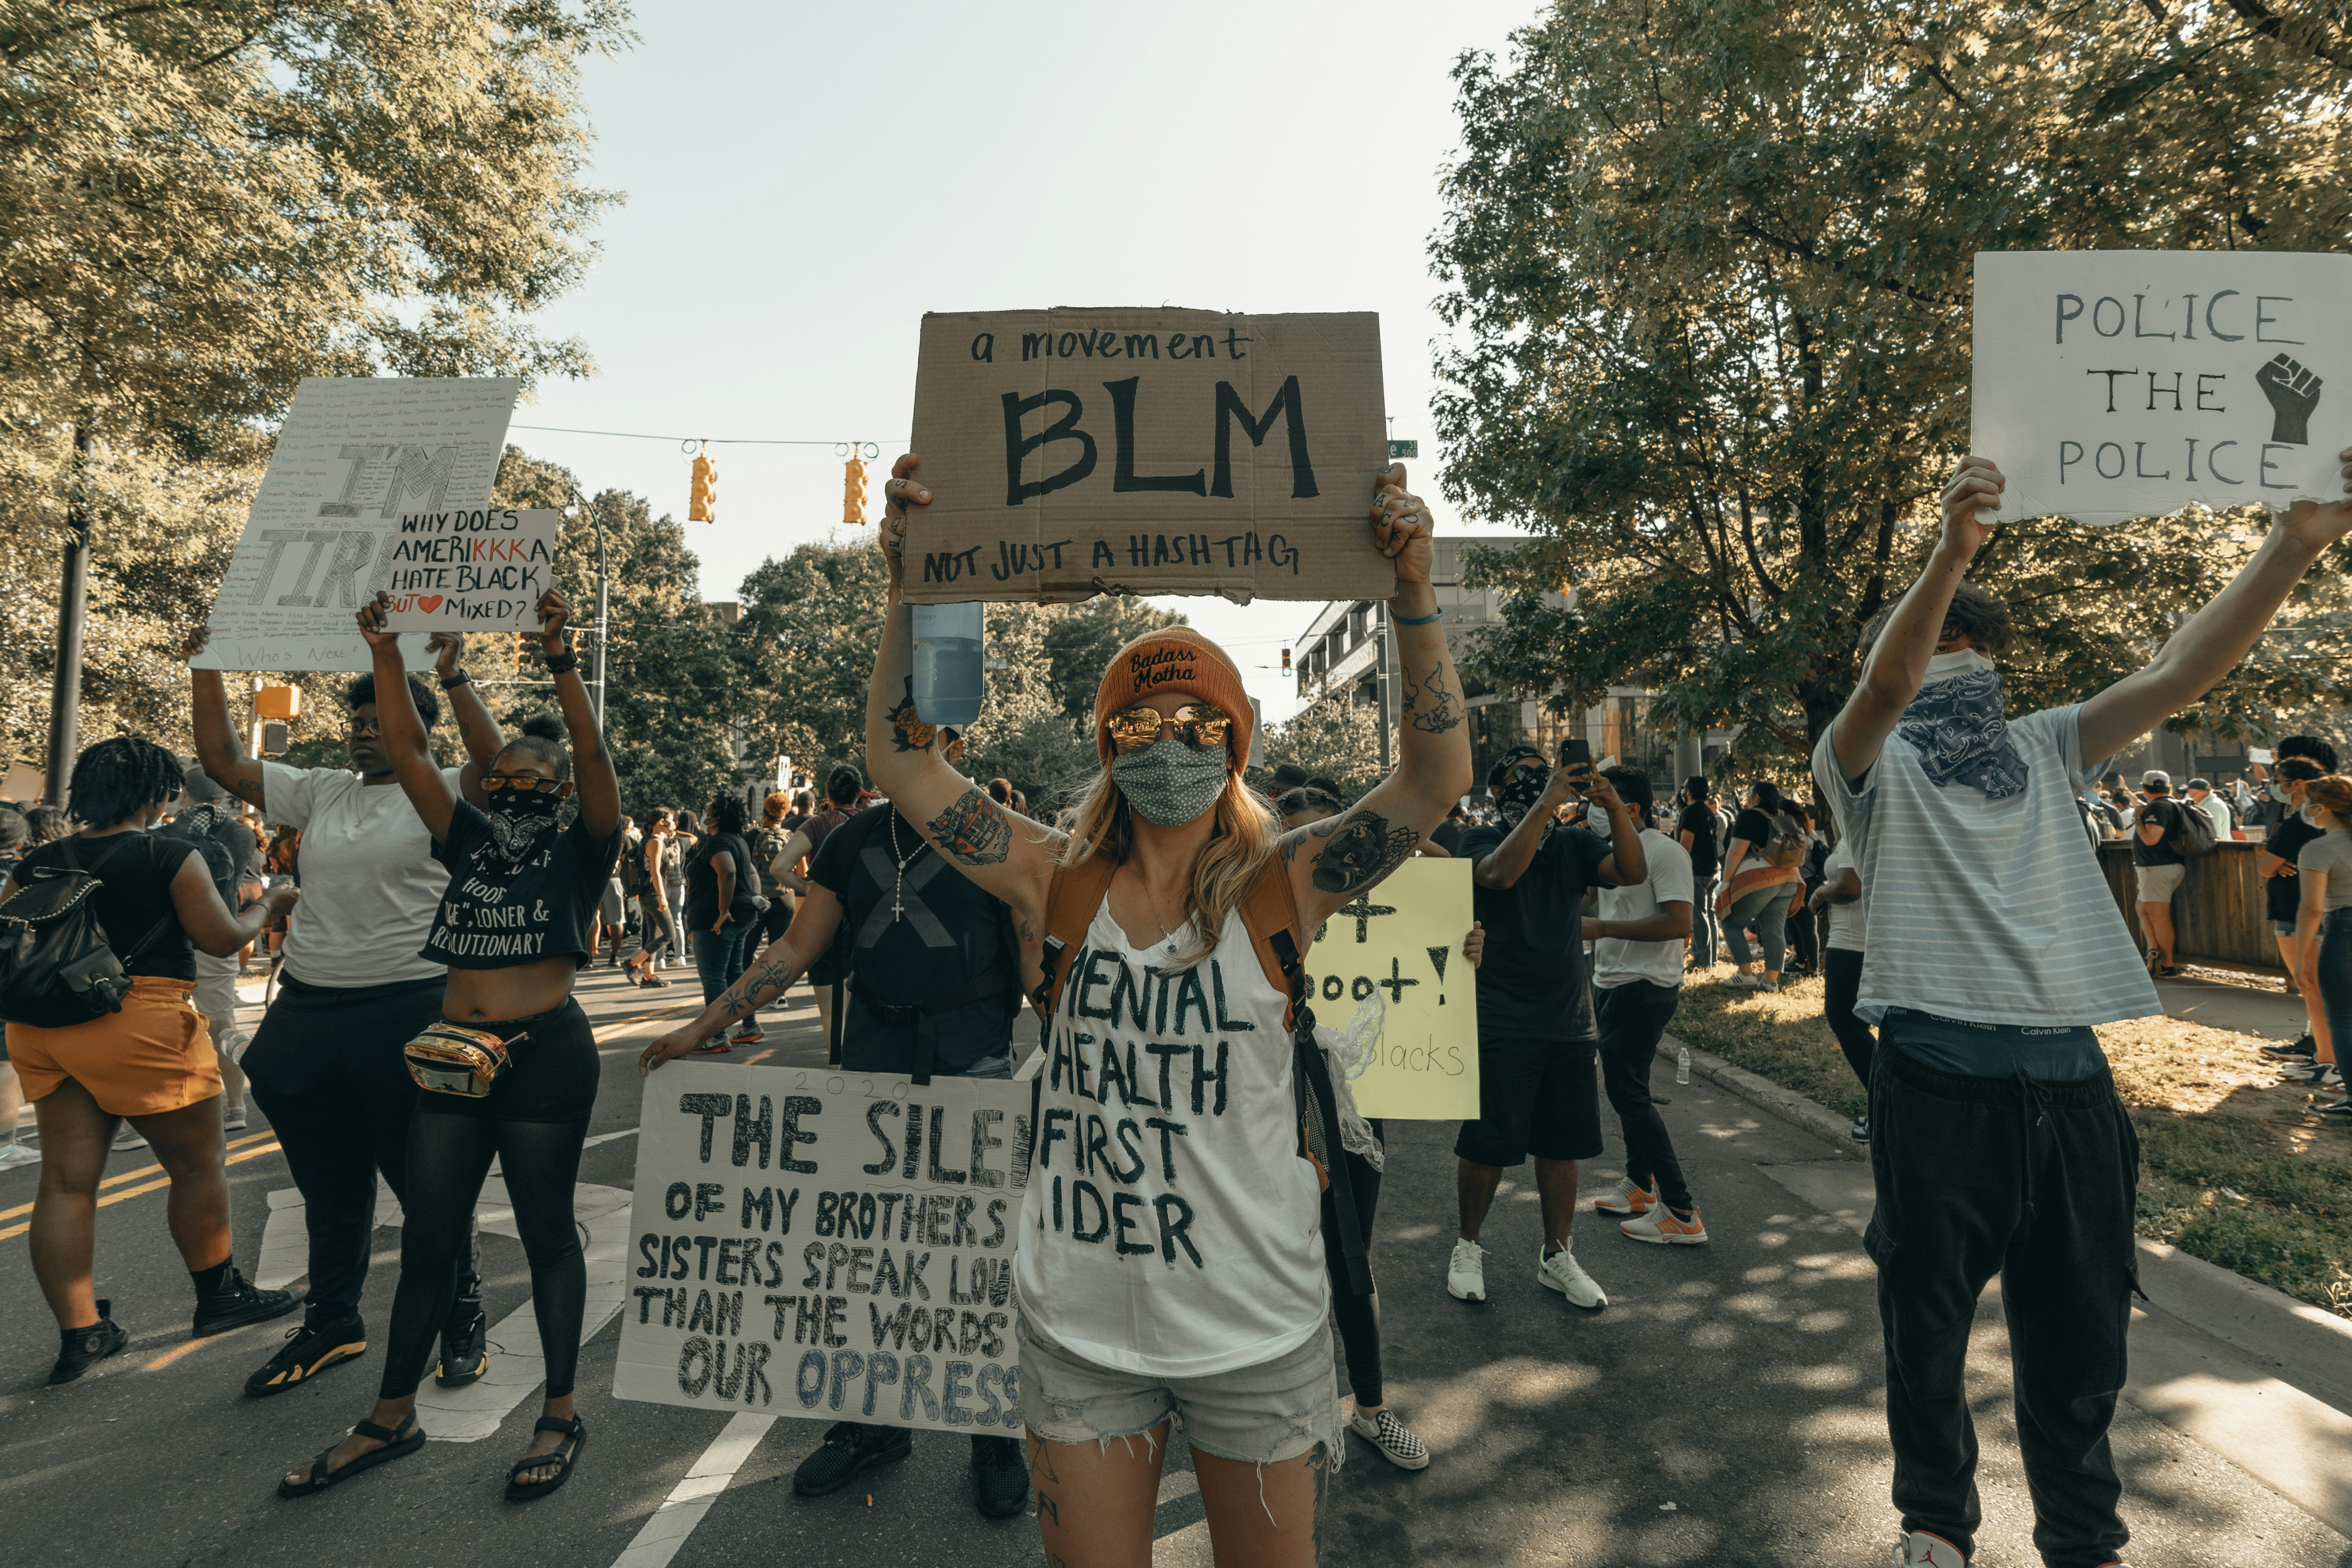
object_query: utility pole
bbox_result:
[1374,599,1394,776]
[41,425,94,806]
[567,490,610,727]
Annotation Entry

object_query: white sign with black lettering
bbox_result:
[1972,251,2350,525]
[193,376,519,671]
[613,1063,1031,1437]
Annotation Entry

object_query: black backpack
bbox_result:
[0,836,173,1028]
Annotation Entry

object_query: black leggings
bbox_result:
[1822,947,1876,1090]
[1321,1124,1385,1408]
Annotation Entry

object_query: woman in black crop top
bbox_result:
[3,736,302,1384]
[279,589,620,1504]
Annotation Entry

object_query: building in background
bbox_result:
[1292,537,1735,796]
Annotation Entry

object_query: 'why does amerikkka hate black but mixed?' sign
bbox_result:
[378,507,560,633]
[903,309,1396,606]
[614,1064,1031,1436]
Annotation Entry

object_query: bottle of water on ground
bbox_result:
[1676,1045,1690,1086]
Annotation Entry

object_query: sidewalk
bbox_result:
[2156,973,2308,1042]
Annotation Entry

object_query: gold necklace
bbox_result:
[1130,866,1184,956]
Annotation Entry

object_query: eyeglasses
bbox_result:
[479,773,563,793]
[1105,703,1231,756]
[346,718,382,738]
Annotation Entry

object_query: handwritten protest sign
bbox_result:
[193,376,519,671]
[378,508,559,632]
[614,1063,1030,1436]
[1972,251,2351,525]
[904,309,1393,605]
[1304,859,1479,1120]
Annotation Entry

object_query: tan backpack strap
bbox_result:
[1031,853,1119,1020]
[1237,855,1305,1029]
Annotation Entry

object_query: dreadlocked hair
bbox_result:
[1057,765,1280,971]
[70,736,185,828]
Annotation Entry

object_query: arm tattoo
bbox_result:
[1399,657,1463,735]
[887,677,936,753]
[723,951,803,1021]
[926,787,1012,866]
[1307,809,1419,894]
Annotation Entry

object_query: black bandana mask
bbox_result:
[1895,654,2029,800]
[1497,765,1552,829]
[482,788,562,861]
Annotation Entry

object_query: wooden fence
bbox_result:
[2095,840,2283,976]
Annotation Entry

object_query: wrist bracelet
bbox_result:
[1391,605,1443,626]
[438,670,470,691]
[544,648,579,675]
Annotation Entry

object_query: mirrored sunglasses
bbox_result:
[1105,703,1231,756]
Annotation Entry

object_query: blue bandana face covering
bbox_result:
[1896,651,2029,799]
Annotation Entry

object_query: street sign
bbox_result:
[1387,439,1418,460]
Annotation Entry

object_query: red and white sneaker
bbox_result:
[1592,1176,1659,1217]
[1621,1205,1709,1245]
[1892,1531,1969,1567]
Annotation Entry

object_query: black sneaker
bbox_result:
[2318,1097,2352,1120]
[245,1314,367,1397]
[50,1301,128,1384]
[191,1265,302,1338]
[1850,1114,1871,1143]
[2261,1034,2318,1060]
[436,1296,488,1388]
[970,1434,1028,1518]
[791,1421,911,1497]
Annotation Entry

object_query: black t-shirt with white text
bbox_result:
[1458,822,1612,1041]
[423,801,622,970]
[2133,798,2187,867]
[809,805,1016,1072]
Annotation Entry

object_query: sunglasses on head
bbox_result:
[1105,703,1231,756]
[479,772,563,793]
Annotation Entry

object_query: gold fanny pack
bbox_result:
[402,1022,522,1097]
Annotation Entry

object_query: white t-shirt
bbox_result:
[1594,829,1694,990]
[263,762,462,989]
[1812,704,2158,1027]
[1821,839,1867,952]
[2192,793,2232,838]
[1017,897,1327,1378]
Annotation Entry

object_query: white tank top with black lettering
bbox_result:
[1015,896,1327,1377]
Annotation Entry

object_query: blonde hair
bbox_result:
[1055,767,1280,969]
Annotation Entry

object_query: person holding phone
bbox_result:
[1446,741,1647,1311]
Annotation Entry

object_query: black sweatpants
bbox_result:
[1595,980,1692,1212]
[1866,1039,2140,1568]
[1821,947,1875,1091]
[1322,1126,1385,1407]
[243,974,479,1324]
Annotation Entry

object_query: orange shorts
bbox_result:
[5,975,222,1117]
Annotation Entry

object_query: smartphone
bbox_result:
[2250,747,2274,765]
[1557,737,1592,772]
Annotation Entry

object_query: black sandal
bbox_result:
[505,1415,586,1501]
[277,1411,425,1498]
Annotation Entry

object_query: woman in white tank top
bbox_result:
[858,454,1473,1567]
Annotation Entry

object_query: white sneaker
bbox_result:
[1536,1243,1607,1308]
[223,1104,248,1131]
[1892,1530,1970,1566]
[1621,1205,1710,1245]
[1591,1175,1659,1217]
[0,1141,39,1171]
[112,1125,148,1152]
[1347,1407,1430,1470]
[1446,1238,1487,1302]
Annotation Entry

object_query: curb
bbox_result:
[1662,1032,2352,1410]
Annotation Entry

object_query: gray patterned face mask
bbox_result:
[1112,735,1230,827]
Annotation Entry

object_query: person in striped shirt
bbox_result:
[1815,447,2352,1568]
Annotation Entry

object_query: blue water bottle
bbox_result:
[910,600,985,728]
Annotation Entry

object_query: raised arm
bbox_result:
[183,628,267,810]
[1826,456,2003,783]
[1283,464,1475,929]
[864,456,1063,925]
[641,888,846,1073]
[2078,459,2352,761]
[357,595,459,840]
[429,631,505,800]
[536,588,622,839]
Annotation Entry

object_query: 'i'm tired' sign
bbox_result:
[1972,251,2350,524]
[904,309,1394,604]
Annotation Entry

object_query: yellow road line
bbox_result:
[0,1129,280,1222]
[1,1142,280,1241]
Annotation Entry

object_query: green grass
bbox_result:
[1667,971,2352,1320]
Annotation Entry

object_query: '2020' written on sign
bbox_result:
[1972,251,2350,525]
[903,309,1396,606]
[613,1064,1032,1436]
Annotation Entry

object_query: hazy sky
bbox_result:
[515,0,1541,724]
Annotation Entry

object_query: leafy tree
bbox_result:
[1259,694,1386,801]
[1435,0,2352,777]
[1037,598,1189,722]
[736,540,892,784]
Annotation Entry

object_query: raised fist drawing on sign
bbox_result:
[2256,353,2323,445]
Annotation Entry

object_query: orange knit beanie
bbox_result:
[1092,628,1252,768]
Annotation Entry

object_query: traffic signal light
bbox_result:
[1280,647,1292,675]
[254,684,301,720]
[512,630,528,671]
[843,458,869,525]
[689,452,718,522]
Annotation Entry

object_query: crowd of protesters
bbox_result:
[1,439,2347,1568]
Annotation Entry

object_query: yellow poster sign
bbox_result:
[1302,859,1480,1120]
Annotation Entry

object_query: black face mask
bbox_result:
[486,787,562,820]
[1497,766,1551,828]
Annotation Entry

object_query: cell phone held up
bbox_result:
[1557,737,1592,776]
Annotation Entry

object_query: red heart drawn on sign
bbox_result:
[416,595,443,614]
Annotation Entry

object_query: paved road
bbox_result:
[2,963,2345,1566]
